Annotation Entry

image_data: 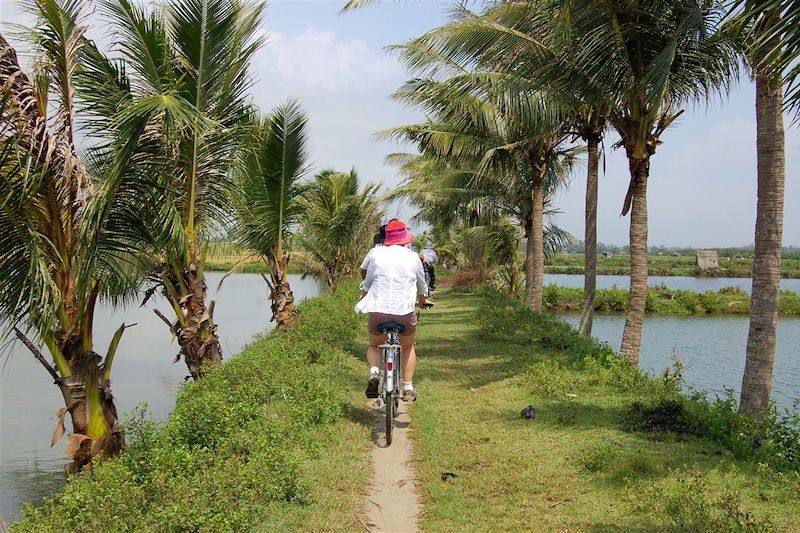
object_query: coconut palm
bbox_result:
[381,0,738,362]
[384,68,576,310]
[0,0,151,472]
[294,169,384,291]
[734,0,800,112]
[402,1,614,333]
[725,6,787,419]
[233,100,311,329]
[559,0,738,364]
[390,151,575,297]
[83,0,265,378]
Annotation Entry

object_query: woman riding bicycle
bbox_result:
[355,219,433,402]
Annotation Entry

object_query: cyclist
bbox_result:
[419,245,438,291]
[356,219,433,402]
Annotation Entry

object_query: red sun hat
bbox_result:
[383,219,414,246]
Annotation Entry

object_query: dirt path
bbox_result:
[362,398,420,533]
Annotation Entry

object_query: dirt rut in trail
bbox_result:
[363,399,420,533]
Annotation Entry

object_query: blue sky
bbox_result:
[1,0,797,247]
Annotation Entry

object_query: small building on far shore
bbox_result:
[696,250,719,270]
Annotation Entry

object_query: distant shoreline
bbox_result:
[542,285,800,315]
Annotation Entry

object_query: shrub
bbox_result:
[14,282,364,532]
[642,469,773,532]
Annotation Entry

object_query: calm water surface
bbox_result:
[560,314,800,410]
[0,273,322,522]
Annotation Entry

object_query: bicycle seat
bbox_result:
[378,321,405,333]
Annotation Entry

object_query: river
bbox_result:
[0,273,323,523]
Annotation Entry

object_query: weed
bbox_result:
[646,469,774,532]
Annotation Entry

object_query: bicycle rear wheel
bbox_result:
[385,391,394,445]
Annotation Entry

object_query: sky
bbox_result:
[1,0,797,248]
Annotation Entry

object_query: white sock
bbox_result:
[369,366,380,376]
[403,380,414,391]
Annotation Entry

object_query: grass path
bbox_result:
[410,290,800,532]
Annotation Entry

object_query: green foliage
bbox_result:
[638,469,774,532]
[13,283,365,532]
[293,169,383,290]
[545,253,800,278]
[541,285,800,315]
[475,286,800,474]
[234,100,311,265]
[624,389,800,473]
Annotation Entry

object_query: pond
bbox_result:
[560,314,800,411]
[0,273,324,523]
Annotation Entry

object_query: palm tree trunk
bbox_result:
[16,328,124,474]
[175,263,223,379]
[271,281,296,328]
[59,347,123,474]
[266,255,297,329]
[579,133,600,335]
[619,159,649,365]
[525,180,545,311]
[740,55,785,420]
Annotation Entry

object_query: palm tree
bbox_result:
[0,1,149,472]
[540,0,738,363]
[384,66,576,310]
[294,169,383,291]
[233,100,311,329]
[392,0,738,363]
[734,0,800,112]
[389,148,575,300]
[85,0,265,378]
[728,6,787,419]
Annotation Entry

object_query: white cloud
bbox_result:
[255,27,401,94]
[249,25,421,224]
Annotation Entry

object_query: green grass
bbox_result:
[410,289,800,532]
[546,253,800,278]
[13,284,373,533]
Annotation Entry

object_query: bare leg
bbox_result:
[399,334,417,383]
[367,334,384,370]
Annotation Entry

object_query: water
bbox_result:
[0,273,323,523]
[560,314,800,411]
[544,273,800,294]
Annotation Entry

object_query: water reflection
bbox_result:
[0,273,323,522]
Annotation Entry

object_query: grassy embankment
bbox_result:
[205,241,303,274]
[411,287,800,531]
[13,284,373,532]
[543,285,800,315]
[546,253,800,278]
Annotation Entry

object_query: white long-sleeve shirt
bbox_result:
[355,245,428,315]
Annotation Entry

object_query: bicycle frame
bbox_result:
[379,330,403,398]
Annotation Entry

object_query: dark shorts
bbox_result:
[367,312,417,336]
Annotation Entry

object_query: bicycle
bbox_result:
[376,303,433,446]
[376,321,404,446]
